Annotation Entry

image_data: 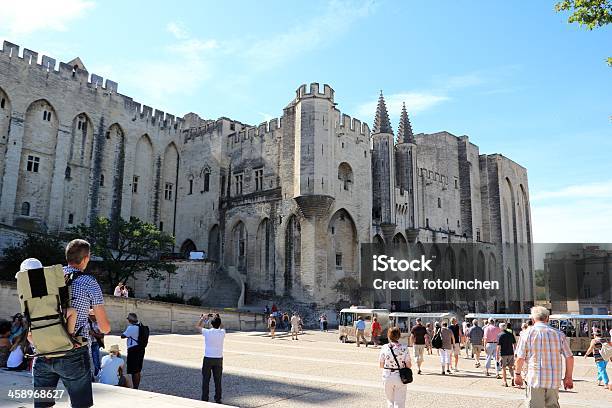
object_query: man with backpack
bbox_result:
[29,239,111,408]
[121,312,149,389]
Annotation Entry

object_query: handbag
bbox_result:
[389,344,413,384]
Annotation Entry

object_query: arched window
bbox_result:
[21,202,30,216]
[65,166,71,179]
[337,162,353,191]
[188,177,194,195]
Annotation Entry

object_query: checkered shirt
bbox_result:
[515,322,573,389]
[63,266,104,345]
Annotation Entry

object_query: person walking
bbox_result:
[322,314,328,332]
[483,317,501,378]
[462,320,472,358]
[584,329,611,389]
[268,314,276,339]
[515,306,574,408]
[379,327,412,408]
[425,322,433,355]
[449,317,462,371]
[196,315,225,404]
[121,313,145,389]
[410,317,428,375]
[33,239,111,408]
[290,312,300,340]
[466,319,484,368]
[496,322,516,387]
[355,316,367,347]
[371,317,382,347]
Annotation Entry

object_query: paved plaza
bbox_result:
[106,329,611,407]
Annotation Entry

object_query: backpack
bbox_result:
[137,323,150,348]
[431,328,443,349]
[16,265,84,357]
[600,341,612,361]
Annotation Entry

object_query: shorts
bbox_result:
[452,343,461,355]
[500,355,514,368]
[127,346,145,374]
[291,325,299,334]
[413,344,425,363]
[472,345,483,353]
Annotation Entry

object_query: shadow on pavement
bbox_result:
[138,358,352,407]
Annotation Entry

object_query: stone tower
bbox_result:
[371,92,396,243]
[291,83,336,298]
[395,102,418,235]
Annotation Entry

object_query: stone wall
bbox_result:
[0,281,266,333]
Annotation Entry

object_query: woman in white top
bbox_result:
[379,327,412,408]
[99,345,131,387]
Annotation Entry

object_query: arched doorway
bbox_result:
[328,209,358,282]
[180,239,197,258]
[255,218,273,290]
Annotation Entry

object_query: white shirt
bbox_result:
[98,355,124,386]
[290,315,300,328]
[379,342,411,380]
[123,324,139,348]
[202,328,225,358]
[7,346,24,368]
[113,287,122,296]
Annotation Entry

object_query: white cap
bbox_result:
[20,258,43,271]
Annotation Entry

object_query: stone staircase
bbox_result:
[201,269,241,308]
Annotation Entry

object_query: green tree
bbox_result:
[1,233,65,280]
[333,276,366,305]
[69,217,177,289]
[555,0,612,65]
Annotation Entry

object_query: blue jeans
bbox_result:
[90,342,101,376]
[33,346,93,408]
[596,360,609,385]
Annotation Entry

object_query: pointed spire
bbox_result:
[373,90,393,134]
[397,102,414,144]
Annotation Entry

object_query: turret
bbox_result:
[371,91,396,240]
[397,102,415,144]
[395,102,418,230]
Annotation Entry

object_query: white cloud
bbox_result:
[245,0,375,69]
[531,180,612,243]
[356,92,450,120]
[166,21,188,40]
[531,180,612,201]
[0,0,95,37]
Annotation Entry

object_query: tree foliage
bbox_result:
[69,217,176,288]
[1,233,65,280]
[555,0,612,65]
[333,276,366,305]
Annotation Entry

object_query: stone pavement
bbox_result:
[0,369,236,407]
[97,329,611,407]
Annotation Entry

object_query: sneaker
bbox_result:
[441,370,446,375]
[447,369,451,374]
[418,370,422,375]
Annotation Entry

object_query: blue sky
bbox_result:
[1,0,610,242]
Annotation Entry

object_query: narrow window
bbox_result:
[254,168,263,191]
[43,111,47,121]
[0,98,5,109]
[426,218,429,228]
[65,166,71,179]
[234,173,243,195]
[47,111,52,121]
[437,197,441,208]
[457,220,460,228]
[335,253,343,270]
[21,202,30,216]
[188,178,193,195]
[105,131,111,139]
[27,155,40,172]
[454,179,458,189]
[99,174,105,187]
[476,228,481,242]
[204,170,210,192]
[68,213,74,224]
[164,183,173,200]
[132,176,139,193]
[159,222,164,231]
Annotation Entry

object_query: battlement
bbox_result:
[0,40,184,131]
[338,111,371,136]
[295,82,334,102]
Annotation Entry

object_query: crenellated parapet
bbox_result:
[294,82,334,102]
[338,112,371,137]
[0,40,184,132]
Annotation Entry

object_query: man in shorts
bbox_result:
[410,317,428,375]
[449,317,462,371]
[290,312,300,340]
[496,322,516,387]
[467,319,484,367]
[121,313,145,389]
